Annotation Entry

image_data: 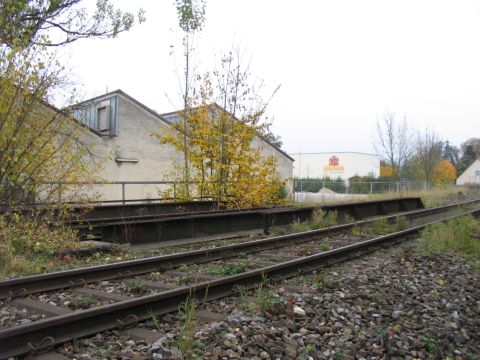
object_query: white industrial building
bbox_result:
[456,159,480,185]
[290,152,381,180]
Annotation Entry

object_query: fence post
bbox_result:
[121,182,125,204]
[396,181,399,193]
[370,182,373,194]
[173,183,176,200]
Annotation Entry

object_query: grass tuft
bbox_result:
[418,215,480,262]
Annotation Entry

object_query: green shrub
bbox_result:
[310,210,338,229]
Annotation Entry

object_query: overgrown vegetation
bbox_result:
[0,1,142,279]
[363,218,391,235]
[69,294,94,310]
[0,212,78,277]
[177,295,200,359]
[418,215,480,265]
[239,274,285,315]
[126,280,149,296]
[314,274,338,289]
[215,261,248,276]
[290,210,341,233]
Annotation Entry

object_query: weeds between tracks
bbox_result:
[419,215,480,268]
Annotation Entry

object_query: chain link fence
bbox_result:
[293,179,427,203]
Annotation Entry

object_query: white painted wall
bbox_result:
[290,152,380,180]
[456,159,480,185]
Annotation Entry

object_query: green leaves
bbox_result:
[175,0,206,33]
[0,0,145,48]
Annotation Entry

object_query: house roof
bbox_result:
[160,103,295,162]
[457,158,480,179]
[72,90,294,162]
[71,89,171,127]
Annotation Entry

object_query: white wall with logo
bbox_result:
[290,152,381,180]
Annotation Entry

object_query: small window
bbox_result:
[97,106,110,132]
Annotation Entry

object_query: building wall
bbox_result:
[456,159,480,185]
[81,92,293,201]
[290,152,380,180]
[82,93,184,200]
[251,137,293,182]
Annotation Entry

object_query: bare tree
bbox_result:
[415,128,442,188]
[374,112,415,179]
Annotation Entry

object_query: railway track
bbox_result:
[0,199,479,359]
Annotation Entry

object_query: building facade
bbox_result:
[73,90,294,201]
[456,159,480,185]
[290,152,381,180]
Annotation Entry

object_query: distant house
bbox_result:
[71,90,293,201]
[456,159,480,185]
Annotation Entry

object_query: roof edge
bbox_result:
[160,103,295,162]
[71,89,171,126]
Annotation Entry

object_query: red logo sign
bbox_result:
[329,156,339,166]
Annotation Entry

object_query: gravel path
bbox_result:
[47,239,479,359]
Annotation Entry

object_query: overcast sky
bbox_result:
[58,0,480,154]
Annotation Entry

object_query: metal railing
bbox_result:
[293,179,427,202]
[0,180,209,206]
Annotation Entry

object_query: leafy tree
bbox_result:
[174,0,207,197]
[0,45,100,208]
[460,138,480,158]
[380,161,394,178]
[260,130,283,149]
[157,54,284,208]
[0,0,145,48]
[441,140,460,165]
[0,0,140,269]
[433,159,456,184]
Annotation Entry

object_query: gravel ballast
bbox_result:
[46,239,479,359]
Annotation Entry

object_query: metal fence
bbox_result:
[293,179,426,203]
[2,179,429,206]
[0,180,209,206]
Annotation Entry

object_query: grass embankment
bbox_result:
[418,215,480,269]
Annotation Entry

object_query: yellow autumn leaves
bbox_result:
[156,74,285,209]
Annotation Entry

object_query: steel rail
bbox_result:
[69,196,423,227]
[0,198,478,300]
[67,206,276,227]
[1,207,479,359]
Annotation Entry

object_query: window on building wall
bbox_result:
[97,106,110,132]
